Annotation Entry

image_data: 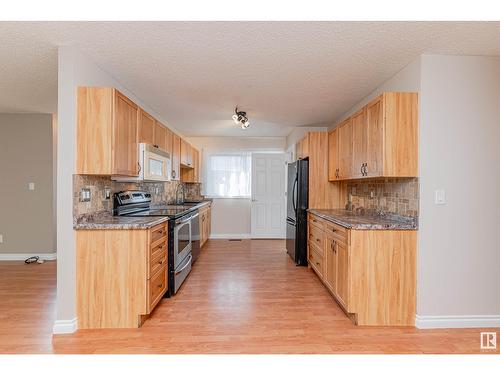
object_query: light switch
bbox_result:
[0,234,3,244]
[28,182,35,191]
[435,189,446,205]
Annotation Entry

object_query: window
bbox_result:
[205,153,251,198]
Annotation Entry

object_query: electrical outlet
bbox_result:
[0,234,3,244]
[28,182,35,191]
[104,188,111,200]
[435,189,446,205]
[80,188,91,202]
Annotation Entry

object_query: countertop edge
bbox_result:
[308,209,418,231]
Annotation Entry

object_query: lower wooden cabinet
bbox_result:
[76,222,168,329]
[199,203,212,248]
[307,213,416,326]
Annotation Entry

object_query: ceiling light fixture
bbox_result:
[232,107,250,129]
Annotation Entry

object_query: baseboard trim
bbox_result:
[53,317,78,334]
[416,314,500,329]
[209,233,251,239]
[0,253,57,261]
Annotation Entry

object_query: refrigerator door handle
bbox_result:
[292,177,298,213]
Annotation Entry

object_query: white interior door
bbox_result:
[251,153,286,238]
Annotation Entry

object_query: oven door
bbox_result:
[174,215,192,268]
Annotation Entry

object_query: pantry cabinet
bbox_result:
[77,87,139,176]
[328,92,418,181]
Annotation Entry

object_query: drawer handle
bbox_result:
[158,259,164,265]
[316,238,320,242]
[316,262,320,266]
[157,283,163,288]
[331,228,336,232]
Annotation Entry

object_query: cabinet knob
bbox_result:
[157,283,163,288]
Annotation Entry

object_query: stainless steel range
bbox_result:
[113,190,201,295]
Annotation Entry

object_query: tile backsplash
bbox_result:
[73,175,202,219]
[345,178,419,218]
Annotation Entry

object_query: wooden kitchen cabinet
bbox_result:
[199,203,212,248]
[165,127,173,155]
[76,222,168,329]
[180,139,193,167]
[171,133,181,180]
[328,128,339,181]
[337,118,353,180]
[296,131,341,210]
[351,108,367,179]
[77,87,139,176]
[137,108,155,145]
[181,147,200,183]
[328,92,418,180]
[307,213,416,326]
[154,121,167,151]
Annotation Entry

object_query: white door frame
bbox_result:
[250,152,286,238]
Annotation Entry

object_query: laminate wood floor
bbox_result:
[0,240,497,354]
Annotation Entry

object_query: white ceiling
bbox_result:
[1,22,500,137]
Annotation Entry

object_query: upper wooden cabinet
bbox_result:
[171,133,181,180]
[154,121,167,151]
[180,139,193,167]
[337,118,353,180]
[180,144,200,183]
[77,87,139,176]
[137,109,155,145]
[328,92,418,181]
[296,135,309,160]
[327,128,339,181]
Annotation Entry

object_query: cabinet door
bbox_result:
[337,119,352,179]
[192,148,199,182]
[113,91,139,176]
[171,133,181,180]
[335,241,349,308]
[137,109,155,145]
[325,236,337,292]
[328,128,339,181]
[154,122,167,151]
[207,206,211,238]
[351,108,367,179]
[180,139,192,167]
[366,96,384,177]
[165,127,173,156]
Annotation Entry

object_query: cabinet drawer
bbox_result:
[149,266,167,312]
[308,223,325,252]
[150,248,167,277]
[150,223,167,244]
[325,221,347,245]
[308,244,324,278]
[308,214,325,230]
[150,238,167,260]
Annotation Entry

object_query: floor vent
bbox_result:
[228,239,242,241]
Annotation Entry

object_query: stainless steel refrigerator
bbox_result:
[285,158,309,265]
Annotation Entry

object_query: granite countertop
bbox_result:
[308,209,418,230]
[74,213,169,230]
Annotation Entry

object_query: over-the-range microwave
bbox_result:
[113,143,171,182]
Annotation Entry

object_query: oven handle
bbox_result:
[179,214,193,224]
[175,254,192,275]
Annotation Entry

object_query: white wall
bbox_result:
[285,126,328,151]
[56,47,181,332]
[187,136,285,238]
[416,55,500,327]
[332,57,422,127]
